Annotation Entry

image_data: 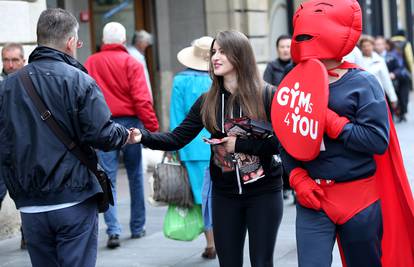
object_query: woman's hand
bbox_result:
[128,128,142,144]
[221,136,237,153]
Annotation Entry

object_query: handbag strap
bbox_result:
[18,67,100,176]
[161,151,182,164]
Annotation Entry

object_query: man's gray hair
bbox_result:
[36,8,79,49]
[1,43,24,58]
[131,30,153,46]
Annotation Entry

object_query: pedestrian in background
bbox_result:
[170,36,216,259]
[391,29,414,86]
[0,8,132,267]
[0,43,26,203]
[263,35,292,86]
[131,30,284,267]
[1,43,25,82]
[359,35,398,110]
[85,22,159,249]
[0,42,27,250]
[375,36,412,120]
[128,30,153,100]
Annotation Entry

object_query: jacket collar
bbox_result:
[29,46,88,73]
[101,43,128,53]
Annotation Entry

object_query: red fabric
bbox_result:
[319,176,379,225]
[271,59,329,161]
[290,167,324,210]
[372,112,414,267]
[291,0,362,63]
[325,108,350,139]
[85,44,159,132]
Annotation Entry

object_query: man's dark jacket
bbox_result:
[0,46,128,208]
[263,59,292,86]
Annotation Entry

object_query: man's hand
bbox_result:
[127,128,142,144]
[290,167,324,210]
[221,136,237,153]
[325,108,349,139]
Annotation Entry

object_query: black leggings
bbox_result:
[212,190,283,267]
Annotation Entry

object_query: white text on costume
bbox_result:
[276,82,318,140]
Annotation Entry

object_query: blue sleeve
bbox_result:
[338,74,390,155]
[169,76,186,130]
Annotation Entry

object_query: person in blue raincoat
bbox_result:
[169,36,216,259]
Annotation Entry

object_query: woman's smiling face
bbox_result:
[211,41,236,78]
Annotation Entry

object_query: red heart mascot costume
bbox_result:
[271,0,414,266]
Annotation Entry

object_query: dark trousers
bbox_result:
[296,200,383,267]
[0,176,6,208]
[21,198,98,267]
[212,190,283,267]
[396,79,411,116]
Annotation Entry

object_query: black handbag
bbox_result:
[18,67,114,213]
[153,152,194,208]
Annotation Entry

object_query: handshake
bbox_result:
[126,128,142,144]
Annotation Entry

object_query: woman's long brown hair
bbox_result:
[201,30,266,133]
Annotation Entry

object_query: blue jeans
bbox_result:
[21,198,98,267]
[98,117,145,236]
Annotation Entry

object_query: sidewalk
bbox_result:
[0,93,413,267]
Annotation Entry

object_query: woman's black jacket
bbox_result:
[141,87,283,196]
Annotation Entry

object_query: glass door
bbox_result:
[90,0,136,51]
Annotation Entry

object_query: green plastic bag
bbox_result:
[163,204,204,241]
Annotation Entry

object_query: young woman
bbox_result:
[132,30,283,267]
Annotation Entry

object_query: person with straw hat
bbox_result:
[170,36,216,259]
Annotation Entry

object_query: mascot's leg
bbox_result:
[337,200,383,267]
[295,204,336,267]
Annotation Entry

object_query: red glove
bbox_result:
[290,168,324,210]
[325,108,349,139]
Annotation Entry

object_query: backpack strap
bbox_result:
[262,83,275,122]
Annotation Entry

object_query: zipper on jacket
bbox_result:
[235,161,243,195]
[222,92,243,195]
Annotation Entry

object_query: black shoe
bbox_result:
[20,227,26,250]
[282,190,289,200]
[20,238,27,250]
[107,235,120,249]
[398,115,407,123]
[201,247,217,259]
[292,190,297,205]
[131,230,146,239]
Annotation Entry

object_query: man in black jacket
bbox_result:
[0,43,26,207]
[0,42,27,250]
[263,35,292,87]
[0,8,133,267]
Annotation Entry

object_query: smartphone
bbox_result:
[202,137,224,145]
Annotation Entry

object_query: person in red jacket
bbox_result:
[85,22,159,249]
